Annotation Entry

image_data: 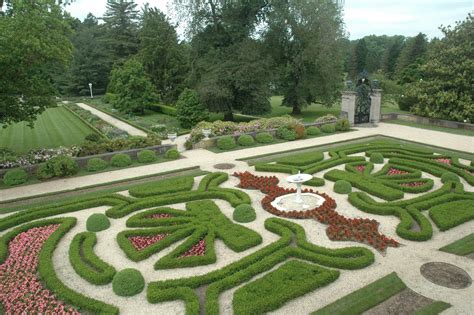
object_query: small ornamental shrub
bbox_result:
[112,269,145,296]
[233,204,257,223]
[335,119,350,131]
[3,169,28,186]
[315,114,338,123]
[37,155,79,179]
[85,133,101,142]
[370,153,384,164]
[86,213,111,232]
[255,132,274,143]
[165,148,180,159]
[37,163,54,179]
[276,127,297,141]
[334,180,352,194]
[176,88,209,128]
[217,136,237,150]
[111,154,132,167]
[237,134,255,146]
[441,172,460,183]
[86,158,108,172]
[306,126,322,136]
[137,149,157,163]
[321,123,336,133]
[292,123,306,139]
[184,140,193,150]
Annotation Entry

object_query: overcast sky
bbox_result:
[65,0,473,40]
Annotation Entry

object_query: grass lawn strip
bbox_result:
[439,233,474,256]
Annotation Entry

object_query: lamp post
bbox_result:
[88,83,93,99]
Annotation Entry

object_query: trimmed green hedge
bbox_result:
[276,151,324,166]
[439,233,474,256]
[370,152,384,164]
[237,134,255,146]
[86,213,110,232]
[3,168,28,186]
[86,158,108,172]
[69,232,116,285]
[334,180,352,194]
[255,132,274,143]
[321,123,336,133]
[306,126,322,136]
[233,204,257,223]
[148,103,178,116]
[233,260,339,314]
[441,172,460,183]
[128,175,194,198]
[137,149,157,163]
[112,268,145,296]
[217,136,237,150]
[165,148,180,159]
[110,153,132,167]
[429,199,474,231]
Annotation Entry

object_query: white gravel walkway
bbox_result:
[76,103,147,137]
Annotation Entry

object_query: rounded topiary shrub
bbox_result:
[85,133,101,142]
[37,156,79,179]
[111,153,132,167]
[237,134,255,147]
[321,123,336,133]
[370,153,384,164]
[306,126,322,136]
[86,158,108,172]
[276,127,296,141]
[255,132,274,144]
[334,180,352,194]
[335,119,350,131]
[233,204,257,223]
[137,149,157,163]
[217,136,237,150]
[165,148,180,159]
[3,169,28,186]
[112,269,145,297]
[441,172,460,183]
[86,213,110,232]
[37,163,55,180]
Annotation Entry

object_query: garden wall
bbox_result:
[381,113,474,131]
[193,120,338,149]
[0,144,176,177]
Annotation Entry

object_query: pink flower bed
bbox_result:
[400,182,424,187]
[387,168,409,176]
[179,239,206,258]
[128,234,168,251]
[355,165,365,172]
[0,225,79,314]
[434,158,451,165]
[147,213,173,219]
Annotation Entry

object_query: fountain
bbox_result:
[271,171,326,211]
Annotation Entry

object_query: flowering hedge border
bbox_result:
[0,218,118,314]
[69,232,116,285]
[148,218,374,315]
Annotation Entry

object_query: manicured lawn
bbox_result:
[439,233,474,256]
[383,119,474,137]
[0,106,96,153]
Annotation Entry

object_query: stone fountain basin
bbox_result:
[271,193,326,211]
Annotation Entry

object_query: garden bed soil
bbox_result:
[363,288,434,315]
[420,262,472,289]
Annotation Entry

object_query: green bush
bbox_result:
[370,153,384,164]
[398,94,418,111]
[103,93,118,104]
[137,149,157,163]
[306,126,322,136]
[86,213,111,232]
[336,119,350,131]
[315,114,338,123]
[237,134,255,146]
[334,180,352,194]
[165,148,180,159]
[3,169,28,186]
[176,88,209,128]
[276,127,296,141]
[255,132,274,143]
[217,136,237,150]
[233,204,257,223]
[321,123,336,133]
[429,200,474,231]
[85,133,101,142]
[86,158,108,172]
[110,153,132,167]
[112,269,145,296]
[37,155,79,179]
[441,172,460,183]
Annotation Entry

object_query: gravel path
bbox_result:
[76,103,147,137]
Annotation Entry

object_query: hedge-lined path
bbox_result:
[1,122,472,202]
[75,103,147,137]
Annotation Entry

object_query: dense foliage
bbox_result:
[176,89,209,128]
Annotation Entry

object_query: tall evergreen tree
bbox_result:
[349,38,368,79]
[265,0,345,114]
[139,7,189,103]
[395,32,427,76]
[102,0,139,64]
[381,36,405,79]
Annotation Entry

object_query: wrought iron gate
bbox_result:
[355,83,371,124]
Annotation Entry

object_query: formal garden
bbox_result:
[1,0,473,314]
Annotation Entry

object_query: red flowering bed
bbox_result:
[0,225,79,314]
[387,168,409,176]
[147,213,173,219]
[400,182,425,187]
[355,165,365,173]
[128,234,169,251]
[179,239,206,258]
[234,171,399,252]
[434,158,451,165]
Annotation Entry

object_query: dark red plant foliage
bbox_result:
[128,234,169,251]
[234,171,399,252]
[147,213,173,219]
[179,239,206,258]
[387,168,409,176]
[0,225,80,314]
[434,158,451,165]
[399,181,425,187]
[355,165,365,173]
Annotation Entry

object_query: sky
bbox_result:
[65,0,473,40]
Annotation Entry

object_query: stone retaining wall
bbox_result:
[381,113,474,131]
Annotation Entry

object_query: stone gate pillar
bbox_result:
[341,91,356,125]
[370,89,382,124]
